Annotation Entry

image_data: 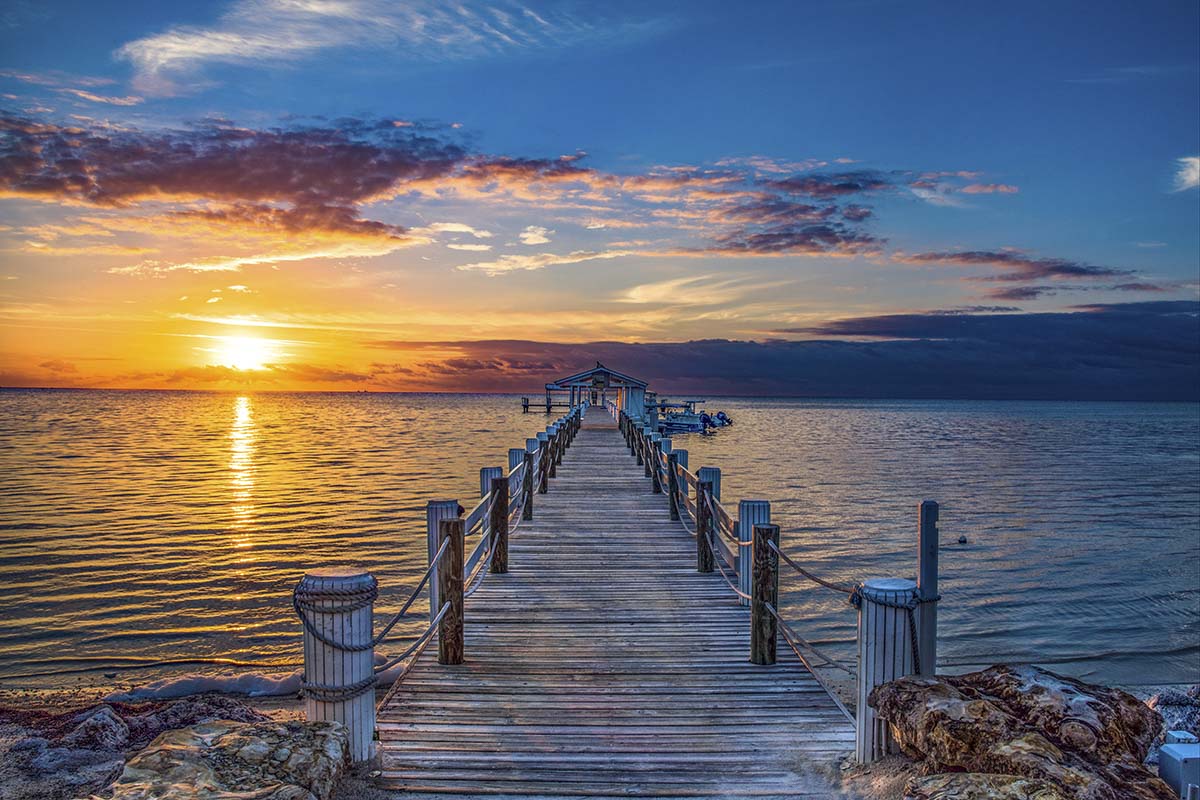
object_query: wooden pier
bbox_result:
[295,379,941,795]
[373,407,854,797]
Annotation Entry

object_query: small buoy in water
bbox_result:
[957,535,968,544]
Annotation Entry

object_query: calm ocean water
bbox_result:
[1,390,1197,690]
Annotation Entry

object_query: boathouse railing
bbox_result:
[293,403,588,762]
[611,401,942,764]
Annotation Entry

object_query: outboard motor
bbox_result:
[716,411,732,425]
[700,412,714,428]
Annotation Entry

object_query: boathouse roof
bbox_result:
[545,362,648,390]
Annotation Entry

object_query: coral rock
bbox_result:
[905,772,1069,799]
[106,719,348,800]
[62,705,129,752]
[870,665,1174,800]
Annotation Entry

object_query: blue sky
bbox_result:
[0,0,1197,395]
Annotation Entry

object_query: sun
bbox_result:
[213,335,276,371]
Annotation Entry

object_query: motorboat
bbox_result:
[656,399,733,434]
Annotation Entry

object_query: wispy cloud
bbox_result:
[117,0,660,96]
[897,249,1135,282]
[1173,156,1199,192]
[961,183,1018,195]
[456,248,632,276]
[518,225,552,244]
[55,88,142,106]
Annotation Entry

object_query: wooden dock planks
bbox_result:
[376,409,854,798]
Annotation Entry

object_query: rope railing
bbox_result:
[373,603,449,710]
[706,524,751,600]
[463,492,493,535]
[766,539,855,596]
[764,602,855,675]
[293,536,451,654]
[701,491,752,547]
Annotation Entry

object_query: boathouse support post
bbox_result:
[917,500,940,677]
[650,433,663,494]
[437,517,465,665]
[666,453,680,521]
[295,568,376,763]
[855,577,919,763]
[479,466,503,499]
[489,477,508,574]
[696,481,715,573]
[737,500,771,608]
[425,499,460,616]
[536,432,550,493]
[523,438,538,519]
[750,523,780,665]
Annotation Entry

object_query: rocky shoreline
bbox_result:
[1,671,1196,800]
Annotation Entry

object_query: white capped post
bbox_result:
[295,567,377,763]
[479,466,503,498]
[737,500,771,607]
[855,577,919,763]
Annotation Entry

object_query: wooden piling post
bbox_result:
[522,445,535,521]
[650,433,663,494]
[855,577,919,763]
[750,523,780,665]
[536,432,550,493]
[643,427,653,476]
[479,466,503,499]
[437,517,465,665]
[696,481,715,573]
[489,476,508,574]
[918,500,940,677]
[425,500,459,616]
[547,426,559,478]
[666,453,680,520]
[737,500,770,608]
[295,568,377,762]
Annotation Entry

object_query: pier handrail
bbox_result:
[294,400,589,761]
[617,403,946,761]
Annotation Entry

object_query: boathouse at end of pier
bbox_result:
[525,362,649,417]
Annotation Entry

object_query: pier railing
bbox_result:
[612,402,942,764]
[293,403,587,762]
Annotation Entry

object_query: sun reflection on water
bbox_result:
[229,396,256,543]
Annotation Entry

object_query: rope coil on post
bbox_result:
[847,582,938,677]
[301,673,378,703]
[293,538,451,652]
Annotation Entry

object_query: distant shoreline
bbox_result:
[3,386,1199,403]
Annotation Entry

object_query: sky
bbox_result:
[0,0,1197,398]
